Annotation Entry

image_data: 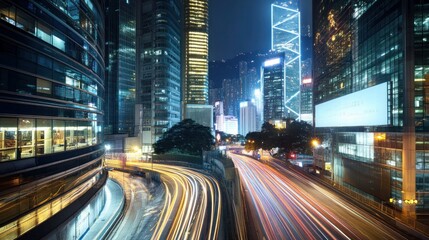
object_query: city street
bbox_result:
[229,152,415,240]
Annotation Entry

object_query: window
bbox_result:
[36,119,52,155]
[0,118,17,161]
[18,118,35,158]
[36,22,51,43]
[37,78,52,95]
[53,120,65,152]
[53,31,65,51]
[66,120,77,150]
[16,9,34,34]
[0,3,16,25]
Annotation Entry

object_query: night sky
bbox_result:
[209,0,312,61]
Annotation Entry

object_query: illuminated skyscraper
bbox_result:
[0,0,106,238]
[182,0,211,127]
[105,0,136,143]
[136,0,181,153]
[271,2,301,120]
[262,56,288,123]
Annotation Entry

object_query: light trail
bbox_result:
[229,152,410,240]
[108,160,222,240]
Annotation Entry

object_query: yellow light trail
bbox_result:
[108,160,221,240]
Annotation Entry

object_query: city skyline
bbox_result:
[1,0,429,239]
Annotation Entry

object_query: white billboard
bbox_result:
[315,82,388,127]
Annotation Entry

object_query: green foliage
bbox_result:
[215,131,245,144]
[245,119,314,154]
[153,119,214,156]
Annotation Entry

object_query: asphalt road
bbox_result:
[108,170,164,240]
[229,152,415,240]
[106,161,222,240]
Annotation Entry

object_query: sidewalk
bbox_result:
[82,179,125,240]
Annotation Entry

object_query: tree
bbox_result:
[153,119,214,155]
[278,119,313,155]
[244,131,263,151]
[245,119,315,155]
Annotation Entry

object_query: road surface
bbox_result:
[229,152,414,240]
[107,160,222,240]
[108,170,164,240]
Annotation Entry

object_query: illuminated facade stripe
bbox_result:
[183,0,209,108]
[270,3,301,120]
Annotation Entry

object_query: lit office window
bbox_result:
[0,118,17,161]
[0,3,16,25]
[53,32,65,51]
[18,118,35,158]
[36,23,52,44]
[53,120,65,152]
[37,78,52,95]
[36,119,52,155]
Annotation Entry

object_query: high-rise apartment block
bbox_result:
[314,0,429,215]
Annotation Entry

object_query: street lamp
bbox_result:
[311,139,320,148]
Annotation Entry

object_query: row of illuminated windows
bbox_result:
[49,0,103,42]
[0,3,103,78]
[0,68,102,110]
[0,117,102,162]
[188,42,208,47]
[0,39,102,94]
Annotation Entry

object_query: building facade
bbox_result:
[136,0,181,152]
[224,115,238,135]
[262,56,287,123]
[240,101,257,136]
[182,0,209,108]
[222,78,240,117]
[271,2,301,120]
[105,0,136,137]
[214,101,225,132]
[314,0,429,215]
[0,0,106,238]
[300,77,313,124]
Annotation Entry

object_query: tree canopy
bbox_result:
[153,119,214,156]
[245,119,315,155]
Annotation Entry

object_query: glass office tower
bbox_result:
[262,56,289,125]
[314,0,429,215]
[182,0,210,122]
[271,2,301,120]
[0,0,105,238]
[136,0,181,152]
[105,0,136,136]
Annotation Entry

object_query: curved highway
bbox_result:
[108,170,164,240]
[229,152,414,240]
[107,160,222,240]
